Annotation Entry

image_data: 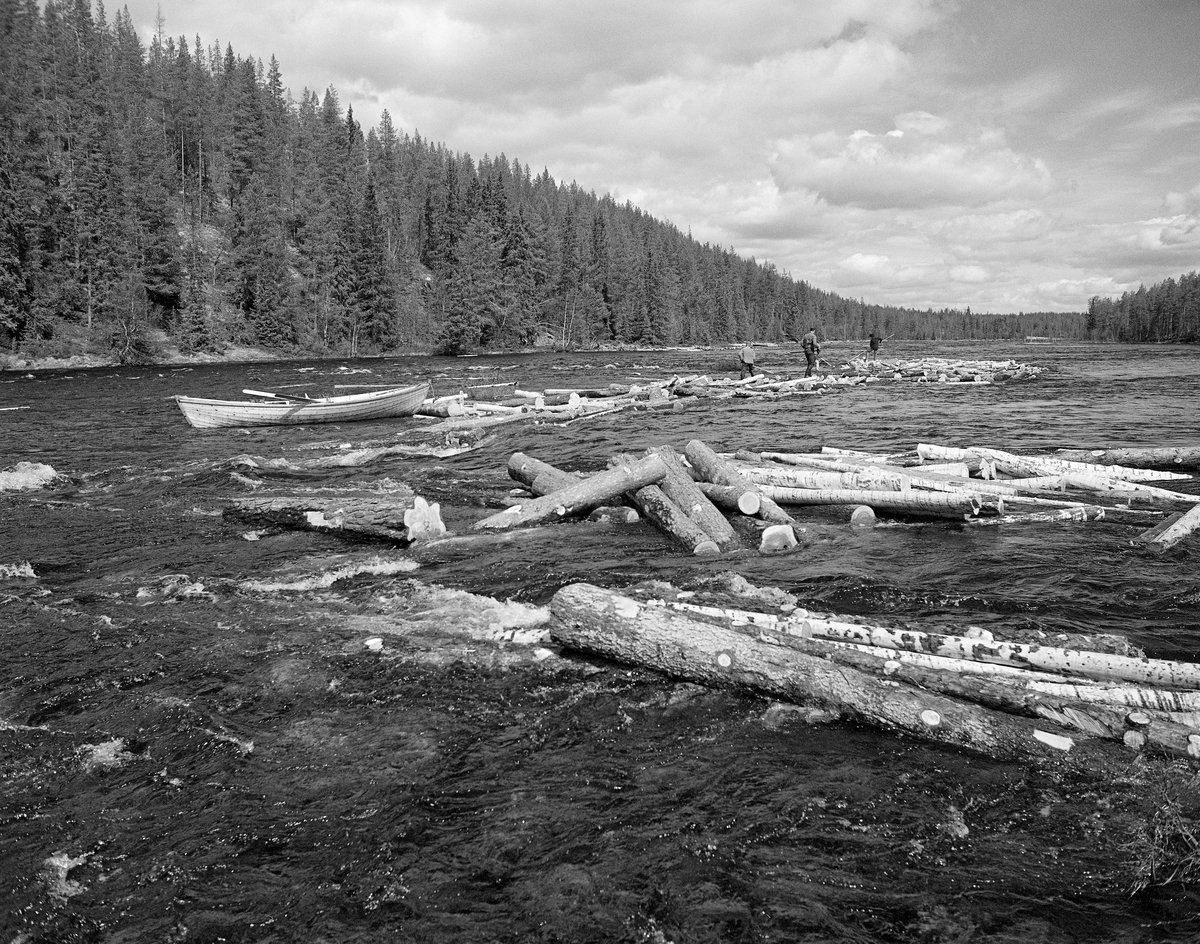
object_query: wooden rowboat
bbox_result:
[175,382,431,429]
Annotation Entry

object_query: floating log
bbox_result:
[626,484,720,556]
[508,452,579,492]
[760,524,799,552]
[740,463,910,493]
[783,613,1200,688]
[684,439,796,525]
[465,381,518,401]
[227,490,418,542]
[649,446,742,551]
[1058,471,1199,506]
[695,481,761,516]
[415,395,467,418]
[964,507,1105,526]
[1136,504,1200,549]
[1053,446,1200,471]
[919,443,1191,484]
[759,484,981,518]
[820,446,923,466]
[736,619,1198,760]
[475,453,667,531]
[549,583,1117,769]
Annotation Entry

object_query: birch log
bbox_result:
[740,464,911,492]
[1053,446,1200,471]
[919,443,1191,484]
[787,614,1200,688]
[476,453,666,531]
[549,583,1116,769]
[740,621,1199,759]
[695,481,762,516]
[685,439,797,525]
[759,484,981,518]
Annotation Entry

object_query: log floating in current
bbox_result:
[549,582,1122,770]
[784,613,1200,689]
[695,481,761,516]
[1053,446,1200,472]
[759,484,981,518]
[475,453,667,531]
[1136,504,1200,549]
[626,483,721,556]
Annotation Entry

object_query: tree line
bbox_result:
[2,1,1184,365]
[1086,273,1200,343]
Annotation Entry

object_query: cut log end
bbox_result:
[738,492,761,515]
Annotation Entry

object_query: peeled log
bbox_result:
[695,481,761,515]
[685,439,796,525]
[508,452,580,492]
[476,454,667,531]
[759,484,981,519]
[1054,446,1200,472]
[549,583,1114,769]
[415,396,467,418]
[649,446,742,550]
[627,484,720,556]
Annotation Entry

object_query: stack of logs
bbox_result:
[484,440,799,556]
[841,356,1042,383]
[405,356,1047,435]
[487,440,1200,552]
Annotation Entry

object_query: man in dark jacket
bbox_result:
[801,327,820,377]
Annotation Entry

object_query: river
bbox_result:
[2,340,1199,943]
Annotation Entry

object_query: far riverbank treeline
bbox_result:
[0,2,1171,365]
[1086,273,1200,343]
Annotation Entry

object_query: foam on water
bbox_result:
[79,738,140,772]
[0,461,59,491]
[1,561,36,579]
[241,554,420,592]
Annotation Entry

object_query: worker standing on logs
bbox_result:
[868,331,882,362]
[739,341,759,379]
[801,327,821,377]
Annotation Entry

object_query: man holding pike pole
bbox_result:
[801,326,820,377]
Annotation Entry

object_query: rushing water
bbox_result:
[2,340,1200,943]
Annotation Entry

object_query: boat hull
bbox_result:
[175,383,431,429]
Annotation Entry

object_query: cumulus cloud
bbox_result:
[769,118,1055,210]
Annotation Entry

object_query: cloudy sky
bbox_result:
[122,0,1200,314]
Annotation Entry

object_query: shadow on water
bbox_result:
[3,342,1200,941]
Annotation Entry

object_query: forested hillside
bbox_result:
[0,1,1113,364]
[1086,273,1200,343]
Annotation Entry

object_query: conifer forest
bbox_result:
[1,1,1196,364]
